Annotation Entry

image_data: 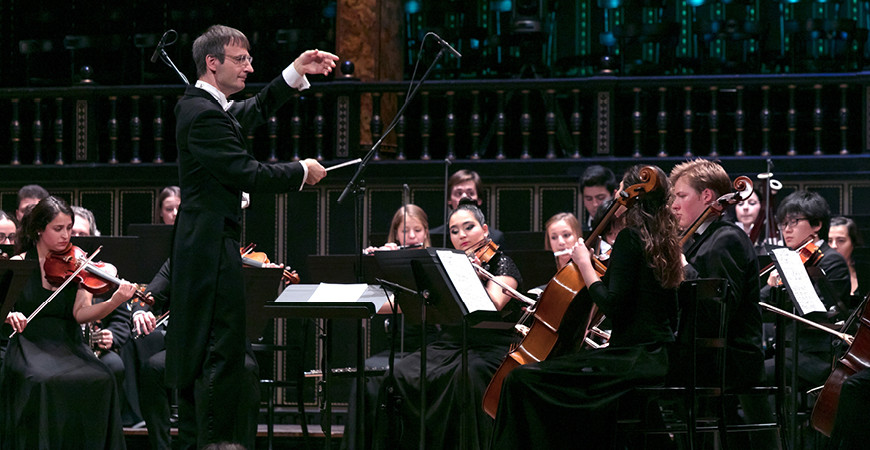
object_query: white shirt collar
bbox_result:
[194,80,234,111]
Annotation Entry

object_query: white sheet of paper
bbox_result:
[307,283,369,303]
[436,250,496,312]
[770,247,827,315]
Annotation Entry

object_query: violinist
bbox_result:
[490,165,682,449]
[380,201,521,450]
[0,196,135,448]
[761,191,851,392]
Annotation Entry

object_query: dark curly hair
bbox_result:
[16,196,73,255]
[620,165,684,289]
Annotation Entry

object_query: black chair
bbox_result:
[617,278,783,449]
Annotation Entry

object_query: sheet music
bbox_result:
[436,250,496,312]
[307,283,369,303]
[770,247,827,315]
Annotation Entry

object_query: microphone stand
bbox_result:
[152,30,189,85]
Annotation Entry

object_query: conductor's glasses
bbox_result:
[220,54,253,66]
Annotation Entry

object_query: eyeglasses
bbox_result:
[0,232,16,242]
[781,217,810,229]
[219,54,253,66]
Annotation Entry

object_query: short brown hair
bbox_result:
[192,25,251,78]
[669,159,731,198]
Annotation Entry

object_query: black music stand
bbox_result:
[266,283,388,450]
[126,224,174,283]
[374,248,510,450]
[0,260,38,321]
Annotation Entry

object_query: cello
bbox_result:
[482,166,663,418]
[811,293,870,436]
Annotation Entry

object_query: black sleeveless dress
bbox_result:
[0,250,126,449]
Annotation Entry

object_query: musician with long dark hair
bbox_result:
[0,196,136,448]
[490,165,682,449]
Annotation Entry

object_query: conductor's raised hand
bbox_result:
[293,50,340,77]
[302,159,327,185]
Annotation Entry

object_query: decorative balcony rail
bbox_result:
[1,72,868,167]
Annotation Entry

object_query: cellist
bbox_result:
[490,165,682,449]
[670,159,774,447]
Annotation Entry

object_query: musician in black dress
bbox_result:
[490,165,682,449]
[0,196,136,449]
[381,202,521,450]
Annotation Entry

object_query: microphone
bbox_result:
[430,33,462,59]
[150,30,171,63]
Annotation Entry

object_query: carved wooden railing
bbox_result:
[1,72,868,166]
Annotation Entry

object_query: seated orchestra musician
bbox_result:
[671,160,766,389]
[0,210,16,247]
[157,185,181,226]
[430,170,505,246]
[544,212,581,270]
[761,191,851,393]
[578,164,618,235]
[828,216,867,301]
[1,196,136,448]
[490,165,682,449]
[377,200,522,450]
[363,204,431,254]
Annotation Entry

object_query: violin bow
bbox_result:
[471,262,536,306]
[9,246,102,338]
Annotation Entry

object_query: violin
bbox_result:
[482,165,664,418]
[240,243,300,285]
[467,237,499,264]
[759,236,823,282]
[43,243,153,305]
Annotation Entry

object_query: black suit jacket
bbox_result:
[167,76,305,387]
[684,219,765,387]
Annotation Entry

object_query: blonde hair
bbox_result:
[543,212,581,251]
[386,204,431,247]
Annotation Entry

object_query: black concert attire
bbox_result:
[685,219,765,387]
[170,68,309,448]
[366,250,521,450]
[762,241,850,390]
[89,294,138,426]
[0,249,126,449]
[490,227,678,450]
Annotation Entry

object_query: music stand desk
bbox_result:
[265,283,388,449]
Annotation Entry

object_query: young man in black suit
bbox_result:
[669,159,772,446]
[168,24,335,449]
